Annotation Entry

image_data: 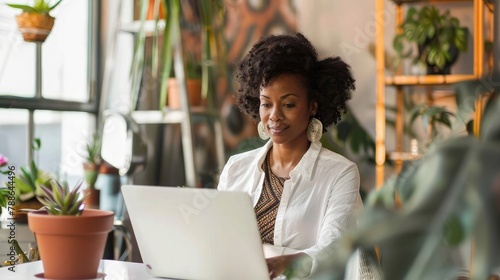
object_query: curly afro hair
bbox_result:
[234,33,355,132]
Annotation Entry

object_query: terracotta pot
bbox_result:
[83,188,101,210]
[28,209,114,279]
[147,0,165,19]
[167,78,203,109]
[83,162,100,187]
[15,12,55,43]
[83,163,101,209]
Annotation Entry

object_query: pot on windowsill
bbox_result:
[15,12,55,43]
[83,188,100,209]
[167,78,203,109]
[83,162,101,209]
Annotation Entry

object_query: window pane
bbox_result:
[0,110,94,187]
[33,111,95,186]
[0,0,89,102]
[0,109,29,182]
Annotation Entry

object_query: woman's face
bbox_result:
[259,73,317,146]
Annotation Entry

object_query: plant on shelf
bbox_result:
[393,5,469,75]
[185,51,202,81]
[82,133,102,209]
[27,178,114,279]
[6,0,63,42]
[15,160,52,203]
[408,103,456,142]
[167,50,204,109]
[131,0,226,111]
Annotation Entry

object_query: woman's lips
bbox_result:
[268,125,287,134]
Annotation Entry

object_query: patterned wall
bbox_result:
[220,0,297,153]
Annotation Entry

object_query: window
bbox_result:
[0,0,99,185]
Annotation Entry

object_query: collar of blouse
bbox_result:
[255,140,322,181]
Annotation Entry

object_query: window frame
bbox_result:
[0,0,101,162]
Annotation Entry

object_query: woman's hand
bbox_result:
[266,253,310,279]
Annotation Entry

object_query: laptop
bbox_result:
[121,185,270,280]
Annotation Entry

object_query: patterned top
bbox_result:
[254,150,287,244]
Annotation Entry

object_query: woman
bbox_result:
[217,33,362,279]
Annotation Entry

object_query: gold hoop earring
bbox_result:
[307,118,323,142]
[257,121,270,140]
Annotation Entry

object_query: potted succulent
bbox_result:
[82,134,102,209]
[27,179,114,279]
[393,5,469,75]
[6,0,63,42]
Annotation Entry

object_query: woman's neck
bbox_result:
[270,140,310,178]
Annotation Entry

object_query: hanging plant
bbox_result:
[6,0,63,42]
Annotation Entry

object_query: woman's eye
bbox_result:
[284,104,295,108]
[261,103,271,108]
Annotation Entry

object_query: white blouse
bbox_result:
[217,140,363,277]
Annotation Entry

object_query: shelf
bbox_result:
[432,90,456,99]
[385,74,477,85]
[391,0,473,4]
[120,20,165,36]
[131,110,185,124]
[130,107,215,124]
[388,151,421,161]
[375,0,492,187]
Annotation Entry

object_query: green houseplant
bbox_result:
[393,5,469,75]
[131,0,226,111]
[167,50,204,108]
[11,160,52,222]
[82,133,102,209]
[6,0,63,42]
[27,178,114,279]
[285,94,500,280]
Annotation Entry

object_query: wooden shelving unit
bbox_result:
[385,74,478,85]
[374,0,494,187]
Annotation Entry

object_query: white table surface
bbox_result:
[0,259,162,280]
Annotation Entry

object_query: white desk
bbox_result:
[0,259,159,279]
